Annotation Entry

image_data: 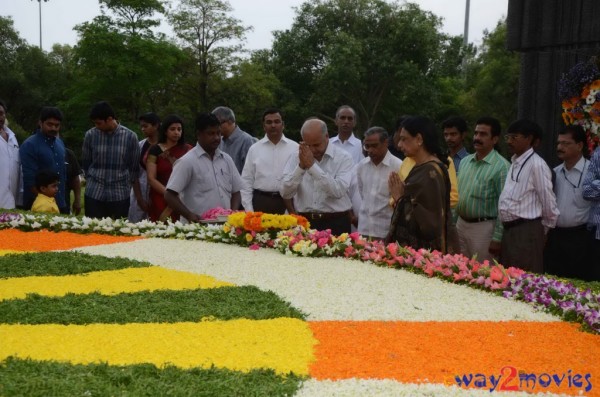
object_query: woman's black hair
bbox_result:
[402,116,449,166]
[159,114,185,145]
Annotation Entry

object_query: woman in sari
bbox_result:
[386,116,451,253]
[146,115,192,222]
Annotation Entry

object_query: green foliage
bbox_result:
[270,0,463,133]
[0,252,150,278]
[459,20,520,131]
[0,286,306,324]
[167,0,252,111]
[0,358,304,397]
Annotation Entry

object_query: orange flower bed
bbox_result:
[309,321,600,395]
[0,229,142,252]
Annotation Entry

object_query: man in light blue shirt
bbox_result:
[545,125,593,280]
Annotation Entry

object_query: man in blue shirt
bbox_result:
[583,143,600,281]
[20,107,68,213]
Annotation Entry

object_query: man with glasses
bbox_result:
[212,106,257,174]
[356,127,402,240]
[241,108,298,214]
[544,125,592,279]
[498,119,559,273]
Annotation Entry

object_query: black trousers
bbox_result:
[307,216,351,236]
[544,225,594,280]
[500,218,544,273]
[84,195,130,220]
[252,191,287,214]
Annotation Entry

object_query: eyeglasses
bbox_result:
[362,143,380,150]
[504,133,524,142]
[556,140,576,146]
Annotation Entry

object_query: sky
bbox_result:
[3,0,509,52]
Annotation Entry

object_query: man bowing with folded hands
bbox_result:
[280,118,354,235]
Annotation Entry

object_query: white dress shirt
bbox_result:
[241,135,298,211]
[166,143,242,223]
[0,126,20,209]
[330,133,364,165]
[499,148,559,229]
[280,142,353,212]
[357,151,403,238]
[554,156,592,227]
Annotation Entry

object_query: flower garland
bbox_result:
[0,211,598,333]
[559,57,600,151]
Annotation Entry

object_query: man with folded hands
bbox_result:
[280,118,354,235]
[241,108,297,214]
[456,117,510,262]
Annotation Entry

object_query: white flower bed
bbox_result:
[76,239,557,322]
[296,379,571,397]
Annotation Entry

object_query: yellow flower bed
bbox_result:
[0,319,316,375]
[0,267,233,301]
[0,249,28,256]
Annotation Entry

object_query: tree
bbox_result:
[269,0,454,133]
[68,0,182,126]
[167,0,252,112]
[459,20,520,130]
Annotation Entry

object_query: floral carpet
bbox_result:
[0,225,598,396]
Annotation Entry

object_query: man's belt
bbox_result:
[460,216,496,223]
[298,211,349,220]
[254,189,282,198]
[502,217,541,229]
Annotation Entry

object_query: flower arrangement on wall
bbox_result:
[559,57,600,152]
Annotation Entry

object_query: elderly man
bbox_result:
[545,125,593,279]
[20,107,68,214]
[499,119,559,273]
[280,118,354,235]
[212,106,256,174]
[356,127,402,240]
[456,117,510,262]
[0,100,20,209]
[241,108,298,214]
[165,113,242,223]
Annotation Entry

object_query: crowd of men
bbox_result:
[0,99,598,280]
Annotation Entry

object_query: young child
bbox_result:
[31,170,60,214]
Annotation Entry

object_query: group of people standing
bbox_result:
[0,99,598,280]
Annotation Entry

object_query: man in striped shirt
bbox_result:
[82,101,140,220]
[457,117,510,263]
[498,119,559,273]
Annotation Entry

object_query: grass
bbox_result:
[0,358,305,397]
[0,287,306,324]
[0,252,151,278]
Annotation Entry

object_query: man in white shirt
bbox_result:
[330,105,364,165]
[280,118,354,235]
[0,100,20,209]
[241,108,298,214]
[356,127,402,239]
[165,113,242,223]
[330,105,364,227]
[498,119,559,273]
[544,125,593,279]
